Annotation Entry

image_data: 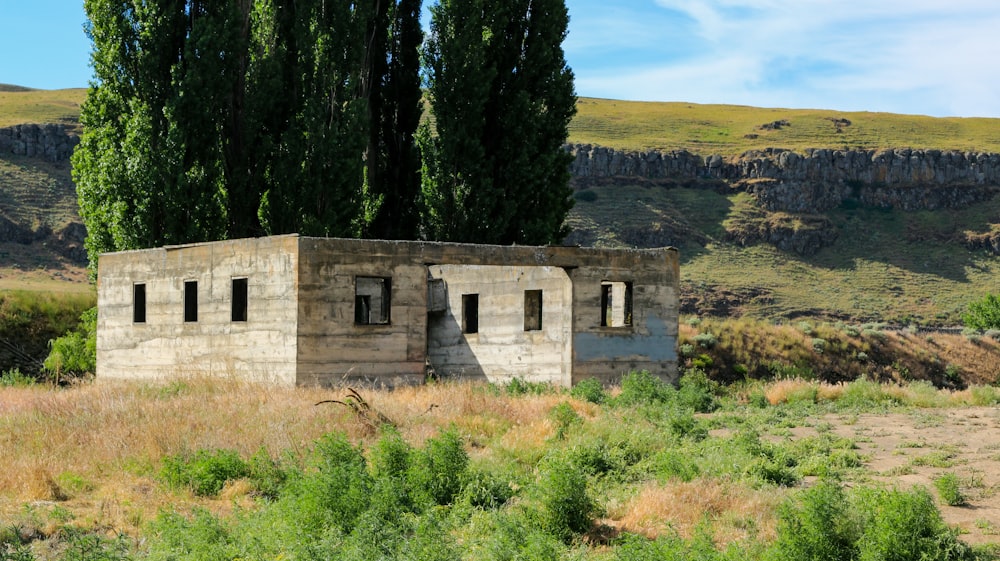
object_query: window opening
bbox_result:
[184,280,198,323]
[600,281,633,327]
[133,283,146,324]
[355,276,391,325]
[462,294,479,334]
[231,278,248,322]
[524,290,542,331]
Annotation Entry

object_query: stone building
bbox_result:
[97,235,679,387]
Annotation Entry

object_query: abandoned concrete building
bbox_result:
[96,235,679,387]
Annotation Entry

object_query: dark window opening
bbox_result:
[231,278,248,322]
[600,281,633,327]
[463,294,479,334]
[355,276,391,325]
[133,283,146,324]
[524,290,542,331]
[184,280,198,323]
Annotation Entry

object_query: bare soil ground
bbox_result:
[821,407,1000,545]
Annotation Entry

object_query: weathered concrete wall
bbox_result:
[98,236,679,388]
[97,236,299,385]
[567,248,680,385]
[295,239,429,387]
[427,265,573,385]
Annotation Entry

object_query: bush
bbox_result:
[769,480,859,561]
[934,473,966,506]
[963,293,1000,331]
[0,368,35,387]
[573,190,598,203]
[615,370,676,406]
[548,402,581,440]
[159,449,249,497]
[677,369,718,413]
[692,332,718,349]
[853,486,970,561]
[42,307,97,382]
[536,453,597,542]
[570,377,607,404]
[409,429,468,506]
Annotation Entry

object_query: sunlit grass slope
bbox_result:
[569,98,1000,155]
[0,85,86,132]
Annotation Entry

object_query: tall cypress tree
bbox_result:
[362,0,424,240]
[74,0,238,263]
[420,0,576,245]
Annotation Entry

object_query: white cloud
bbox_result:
[569,0,1000,117]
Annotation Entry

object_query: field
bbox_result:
[2,375,1000,560]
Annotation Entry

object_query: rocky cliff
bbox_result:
[0,124,79,163]
[568,144,1000,214]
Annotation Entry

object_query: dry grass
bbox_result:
[612,479,781,544]
[0,88,86,132]
[0,377,590,534]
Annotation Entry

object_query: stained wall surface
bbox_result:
[96,235,300,385]
[98,236,679,387]
[427,265,573,385]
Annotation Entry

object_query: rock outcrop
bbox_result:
[568,144,1000,214]
[0,124,79,163]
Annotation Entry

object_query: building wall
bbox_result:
[427,265,572,385]
[98,236,679,388]
[567,249,679,385]
[96,236,300,385]
[295,238,429,387]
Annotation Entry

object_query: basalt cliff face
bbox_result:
[0,124,79,163]
[568,144,1000,214]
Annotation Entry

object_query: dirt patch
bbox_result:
[819,407,1000,545]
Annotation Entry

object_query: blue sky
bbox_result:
[2,0,999,118]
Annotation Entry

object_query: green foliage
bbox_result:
[769,480,860,561]
[963,293,1000,331]
[503,376,553,396]
[854,486,971,561]
[43,307,96,381]
[615,370,677,406]
[548,401,581,440]
[934,473,966,506]
[408,428,469,506]
[420,0,576,245]
[570,377,608,404]
[678,369,719,413]
[536,451,597,542]
[159,449,249,497]
[0,368,34,387]
[693,331,718,349]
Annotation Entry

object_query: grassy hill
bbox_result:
[3,88,1000,323]
[569,98,1000,155]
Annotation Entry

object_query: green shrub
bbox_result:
[650,449,700,482]
[42,307,96,381]
[677,369,718,413]
[811,338,828,354]
[460,470,515,510]
[934,473,966,506]
[504,377,552,396]
[692,332,718,349]
[963,293,1000,331]
[0,368,35,387]
[853,486,970,561]
[570,377,607,404]
[615,370,676,406]
[837,379,900,410]
[548,402,581,440]
[159,449,249,497]
[769,480,859,561]
[409,428,468,506]
[536,452,597,542]
[573,190,598,202]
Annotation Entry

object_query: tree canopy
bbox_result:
[74,0,575,266]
